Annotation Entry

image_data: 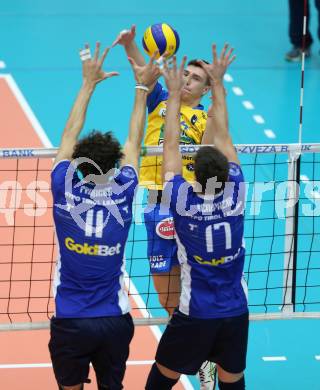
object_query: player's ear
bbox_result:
[202,86,210,96]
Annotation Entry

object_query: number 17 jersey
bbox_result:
[165,162,248,319]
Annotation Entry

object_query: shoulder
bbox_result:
[51,159,71,183]
[52,159,71,174]
[115,165,138,185]
[147,82,168,114]
[228,162,244,181]
[164,174,192,200]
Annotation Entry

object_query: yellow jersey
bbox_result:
[140,82,207,190]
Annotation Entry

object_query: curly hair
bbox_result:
[194,146,229,194]
[72,130,123,177]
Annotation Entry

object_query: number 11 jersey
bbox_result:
[51,160,138,319]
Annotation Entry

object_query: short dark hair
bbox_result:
[194,146,229,194]
[187,59,210,85]
[72,130,123,177]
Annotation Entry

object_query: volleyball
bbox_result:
[142,23,180,59]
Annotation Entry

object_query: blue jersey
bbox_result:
[164,162,248,319]
[51,160,138,318]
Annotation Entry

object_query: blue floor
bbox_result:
[1,1,320,389]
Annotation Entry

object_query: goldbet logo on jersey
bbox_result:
[156,218,175,239]
[65,237,121,256]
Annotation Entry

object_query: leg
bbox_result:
[288,0,313,47]
[152,265,181,315]
[210,313,249,390]
[49,318,91,390]
[144,204,180,315]
[145,362,179,390]
[92,314,134,390]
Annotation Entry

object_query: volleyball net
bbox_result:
[0,143,319,331]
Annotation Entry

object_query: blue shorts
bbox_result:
[49,314,134,389]
[156,310,249,375]
[144,201,179,274]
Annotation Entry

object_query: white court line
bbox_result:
[242,100,255,110]
[0,361,155,369]
[262,356,287,362]
[253,115,265,124]
[232,86,244,96]
[315,356,320,360]
[0,73,194,390]
[224,73,233,82]
[227,73,277,139]
[264,129,276,139]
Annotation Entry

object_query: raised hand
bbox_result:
[112,25,136,48]
[80,42,119,86]
[128,51,161,87]
[199,43,235,84]
[161,55,187,94]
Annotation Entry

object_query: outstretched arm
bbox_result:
[112,25,159,93]
[200,43,239,164]
[161,56,187,182]
[120,53,161,170]
[54,42,118,166]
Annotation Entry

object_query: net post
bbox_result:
[282,149,301,312]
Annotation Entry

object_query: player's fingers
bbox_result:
[99,47,110,66]
[149,50,159,64]
[227,54,236,66]
[93,42,101,62]
[127,56,137,71]
[212,44,218,64]
[80,43,92,63]
[198,60,211,77]
[163,51,171,60]
[162,57,169,73]
[104,71,120,79]
[225,47,234,64]
[161,58,170,78]
[172,55,177,72]
[131,24,136,35]
[179,55,187,73]
[111,37,120,48]
[220,42,229,61]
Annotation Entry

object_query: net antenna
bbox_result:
[283,0,309,313]
[298,0,308,144]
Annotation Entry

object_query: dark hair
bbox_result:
[194,146,229,194]
[187,59,210,85]
[72,130,123,177]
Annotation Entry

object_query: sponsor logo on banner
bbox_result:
[2,149,34,158]
[156,218,175,239]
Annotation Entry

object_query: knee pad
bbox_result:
[145,363,179,390]
[219,375,245,390]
